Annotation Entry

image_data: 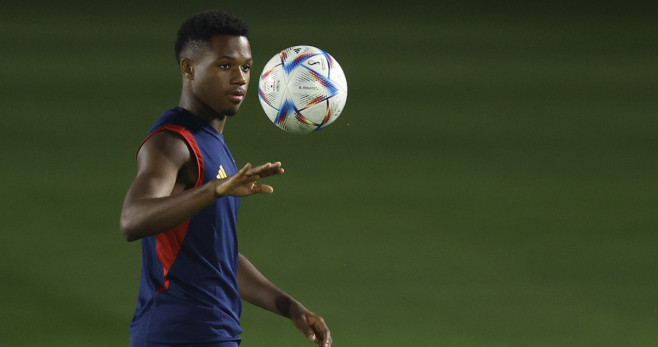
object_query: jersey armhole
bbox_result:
[138,125,205,187]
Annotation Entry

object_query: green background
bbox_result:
[2,1,657,346]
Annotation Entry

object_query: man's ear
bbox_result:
[180,58,194,80]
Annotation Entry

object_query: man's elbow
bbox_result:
[120,216,140,242]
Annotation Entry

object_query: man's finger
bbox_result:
[238,163,252,176]
[253,184,274,194]
[312,318,331,347]
[249,162,272,174]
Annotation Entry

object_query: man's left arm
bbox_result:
[237,253,332,347]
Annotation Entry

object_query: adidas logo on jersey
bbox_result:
[216,165,228,179]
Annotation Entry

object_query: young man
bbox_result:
[120,11,332,347]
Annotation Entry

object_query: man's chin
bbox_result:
[211,108,238,120]
[222,107,239,117]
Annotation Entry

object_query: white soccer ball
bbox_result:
[258,45,348,134]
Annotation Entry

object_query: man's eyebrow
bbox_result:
[216,56,253,62]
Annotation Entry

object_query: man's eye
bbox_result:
[219,64,230,69]
[242,65,251,72]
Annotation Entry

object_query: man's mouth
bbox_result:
[228,90,245,103]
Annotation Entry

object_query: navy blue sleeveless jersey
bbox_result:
[130,108,242,346]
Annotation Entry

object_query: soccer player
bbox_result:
[120,10,332,347]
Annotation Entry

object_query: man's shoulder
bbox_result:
[139,130,192,168]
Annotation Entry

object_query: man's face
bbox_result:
[189,35,252,117]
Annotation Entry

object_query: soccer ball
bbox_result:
[258,45,348,134]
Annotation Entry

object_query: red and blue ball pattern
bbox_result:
[258,45,348,134]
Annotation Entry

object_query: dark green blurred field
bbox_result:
[2,1,657,346]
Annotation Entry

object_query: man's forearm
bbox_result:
[237,253,303,317]
[120,182,218,241]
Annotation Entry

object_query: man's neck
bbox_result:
[178,97,227,134]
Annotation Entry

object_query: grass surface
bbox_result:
[1,1,657,346]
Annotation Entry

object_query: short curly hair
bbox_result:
[174,10,250,63]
